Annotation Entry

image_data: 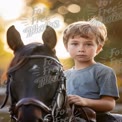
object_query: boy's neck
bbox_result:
[74,60,96,70]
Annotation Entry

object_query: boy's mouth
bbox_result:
[77,54,87,57]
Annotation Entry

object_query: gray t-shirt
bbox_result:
[64,63,119,100]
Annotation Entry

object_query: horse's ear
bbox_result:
[7,25,24,52]
[42,26,57,50]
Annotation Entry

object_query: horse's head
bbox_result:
[3,25,67,122]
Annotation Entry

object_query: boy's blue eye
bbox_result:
[86,43,92,46]
[71,43,77,45]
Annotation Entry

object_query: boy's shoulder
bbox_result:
[94,63,113,71]
[63,68,73,77]
[92,63,115,75]
[64,68,72,73]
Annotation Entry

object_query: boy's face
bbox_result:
[66,35,102,63]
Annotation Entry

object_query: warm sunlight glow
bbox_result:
[56,37,70,59]
[13,13,65,43]
[11,20,70,59]
[58,6,68,15]
[0,0,25,20]
[67,4,81,13]
[2,0,69,59]
[49,14,65,31]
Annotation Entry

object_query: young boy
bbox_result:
[63,19,120,122]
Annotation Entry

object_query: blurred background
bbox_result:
[0,0,122,121]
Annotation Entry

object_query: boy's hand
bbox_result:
[68,95,87,107]
[68,95,115,112]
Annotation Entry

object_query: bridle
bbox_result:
[1,54,96,122]
[1,55,67,122]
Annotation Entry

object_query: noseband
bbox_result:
[1,55,67,122]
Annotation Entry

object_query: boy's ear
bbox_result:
[96,45,103,54]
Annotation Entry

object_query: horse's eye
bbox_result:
[29,65,39,71]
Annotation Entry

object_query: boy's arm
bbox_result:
[68,95,115,112]
[85,96,115,112]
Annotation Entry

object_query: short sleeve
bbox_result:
[97,67,119,100]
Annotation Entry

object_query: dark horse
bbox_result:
[1,25,96,122]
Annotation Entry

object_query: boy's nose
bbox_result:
[78,45,85,52]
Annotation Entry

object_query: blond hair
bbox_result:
[63,18,107,48]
